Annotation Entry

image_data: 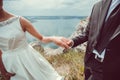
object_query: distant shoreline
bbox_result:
[24,16,87,20]
[24,16,87,23]
[26,16,87,49]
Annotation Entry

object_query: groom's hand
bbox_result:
[52,36,70,49]
[67,39,74,48]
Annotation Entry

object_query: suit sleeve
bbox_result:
[72,5,95,48]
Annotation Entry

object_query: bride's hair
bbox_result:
[0,0,3,10]
[0,0,3,7]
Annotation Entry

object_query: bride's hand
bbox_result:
[52,36,70,49]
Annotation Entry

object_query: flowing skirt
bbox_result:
[2,45,63,80]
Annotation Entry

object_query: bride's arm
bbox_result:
[19,17,70,49]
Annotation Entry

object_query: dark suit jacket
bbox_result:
[72,0,120,79]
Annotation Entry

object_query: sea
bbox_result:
[25,16,87,48]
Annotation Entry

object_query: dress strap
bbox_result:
[0,16,19,27]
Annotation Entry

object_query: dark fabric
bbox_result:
[95,4,120,54]
[72,0,113,63]
[85,54,103,80]
[85,68,91,80]
[103,34,120,80]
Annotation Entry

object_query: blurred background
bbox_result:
[3,0,99,48]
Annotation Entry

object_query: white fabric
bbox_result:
[0,16,63,80]
[93,49,106,62]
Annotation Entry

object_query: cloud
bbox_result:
[3,0,99,16]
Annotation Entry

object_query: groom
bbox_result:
[66,0,120,80]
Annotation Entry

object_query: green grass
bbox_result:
[39,49,85,80]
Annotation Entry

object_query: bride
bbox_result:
[0,0,69,80]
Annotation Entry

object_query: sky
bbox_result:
[3,0,100,16]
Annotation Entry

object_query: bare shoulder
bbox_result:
[19,17,33,31]
[19,17,31,25]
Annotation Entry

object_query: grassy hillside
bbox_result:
[36,47,85,80]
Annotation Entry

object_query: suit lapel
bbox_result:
[110,25,120,40]
[98,0,112,30]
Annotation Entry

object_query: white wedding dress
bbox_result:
[0,16,64,80]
